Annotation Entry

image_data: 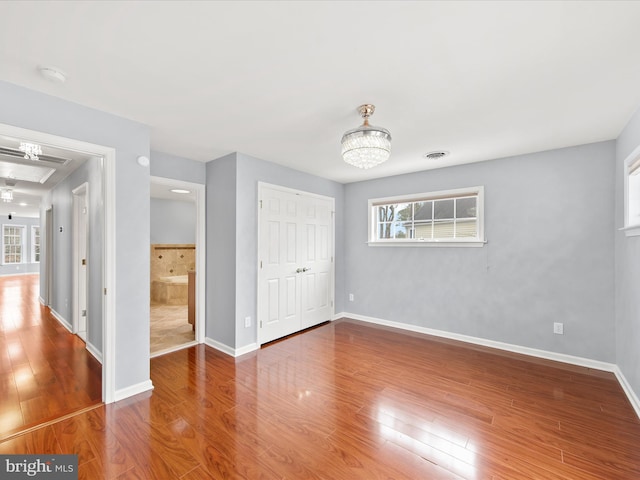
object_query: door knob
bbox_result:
[302,267,310,272]
[296,268,303,273]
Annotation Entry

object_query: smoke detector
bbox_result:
[38,66,67,84]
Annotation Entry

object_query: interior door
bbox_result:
[44,207,53,306]
[73,184,88,341]
[299,195,333,329]
[258,184,334,344]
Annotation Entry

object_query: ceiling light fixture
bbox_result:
[19,142,42,160]
[1,188,13,203]
[170,189,191,194]
[341,104,391,169]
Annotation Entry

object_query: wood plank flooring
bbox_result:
[0,274,102,441]
[2,318,640,479]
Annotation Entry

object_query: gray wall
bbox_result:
[615,106,640,398]
[0,80,151,393]
[150,198,196,244]
[206,153,237,348]
[41,157,104,352]
[205,152,345,350]
[0,216,40,276]
[150,150,206,184]
[344,141,616,362]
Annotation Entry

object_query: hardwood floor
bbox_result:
[1,318,640,479]
[0,274,102,441]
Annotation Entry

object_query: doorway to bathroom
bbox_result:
[150,177,205,356]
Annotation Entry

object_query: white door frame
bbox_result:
[257,181,335,345]
[72,182,89,340]
[0,122,117,404]
[151,176,206,345]
[44,207,54,306]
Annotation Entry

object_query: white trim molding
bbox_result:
[114,379,154,402]
[338,312,640,418]
[0,121,117,406]
[613,366,640,420]
[50,308,72,332]
[86,341,103,364]
[205,337,259,357]
[150,340,198,359]
[343,312,617,372]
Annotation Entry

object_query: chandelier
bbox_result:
[0,189,13,203]
[341,104,391,169]
[19,142,42,161]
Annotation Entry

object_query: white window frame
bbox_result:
[2,224,26,264]
[31,225,40,263]
[621,144,640,237]
[368,186,485,247]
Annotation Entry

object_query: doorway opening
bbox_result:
[0,121,116,406]
[150,176,205,356]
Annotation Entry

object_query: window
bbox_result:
[622,144,640,237]
[3,225,26,264]
[368,186,485,246]
[31,225,40,263]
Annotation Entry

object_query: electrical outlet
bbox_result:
[553,322,564,335]
[349,293,354,302]
[244,316,251,328]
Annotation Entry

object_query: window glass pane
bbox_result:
[378,222,392,239]
[434,199,454,219]
[456,219,477,237]
[457,197,477,219]
[377,204,401,225]
[433,220,455,238]
[392,222,410,239]
[414,201,432,221]
[394,203,411,222]
[414,223,433,239]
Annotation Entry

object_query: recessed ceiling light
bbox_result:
[170,189,191,194]
[423,151,449,160]
[38,66,67,84]
[19,202,28,207]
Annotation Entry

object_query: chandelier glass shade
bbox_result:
[1,189,13,203]
[341,104,391,169]
[19,142,42,161]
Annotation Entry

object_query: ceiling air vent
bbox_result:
[423,151,449,160]
[0,147,71,165]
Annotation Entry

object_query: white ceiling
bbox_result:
[1,1,640,185]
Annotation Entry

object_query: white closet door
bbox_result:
[258,184,334,345]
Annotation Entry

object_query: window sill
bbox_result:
[619,225,640,237]
[368,239,487,248]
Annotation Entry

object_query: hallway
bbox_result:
[0,274,102,441]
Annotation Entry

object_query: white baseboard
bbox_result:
[39,296,46,305]
[612,366,640,420]
[86,341,103,364]
[343,312,617,372]
[50,308,72,332]
[150,340,198,358]
[114,379,154,402]
[340,313,640,418]
[205,337,259,357]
